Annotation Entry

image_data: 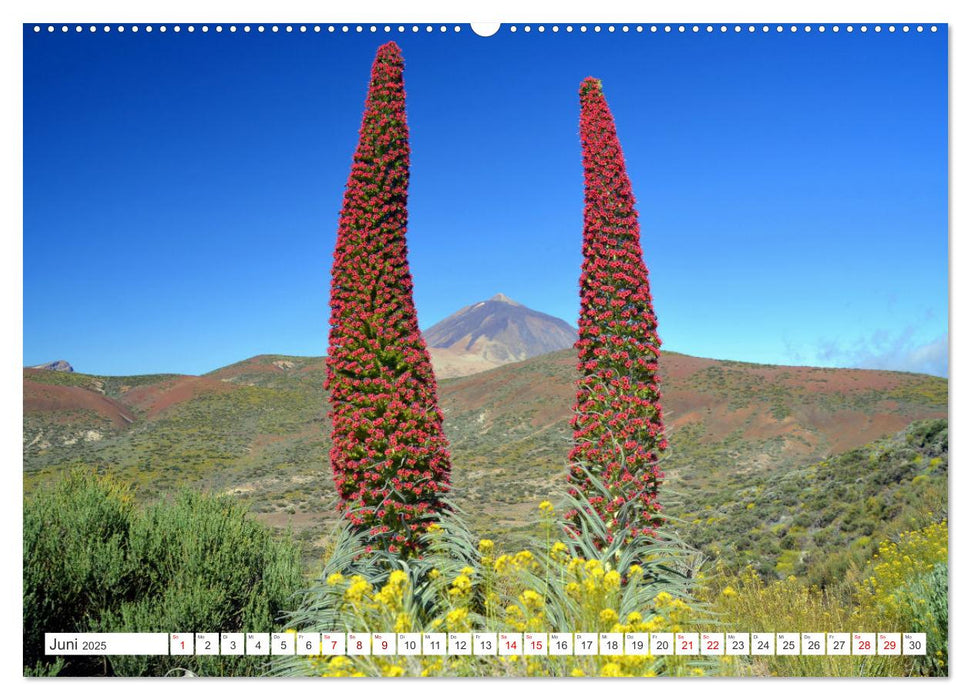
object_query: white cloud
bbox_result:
[812,329,948,377]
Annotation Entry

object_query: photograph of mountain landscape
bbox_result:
[23,22,947,679]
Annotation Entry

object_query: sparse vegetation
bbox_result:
[22,352,948,564]
[679,420,947,589]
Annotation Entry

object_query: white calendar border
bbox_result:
[6,1,965,700]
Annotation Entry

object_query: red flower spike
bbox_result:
[567,78,666,544]
[325,43,452,557]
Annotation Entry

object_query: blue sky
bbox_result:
[23,25,948,377]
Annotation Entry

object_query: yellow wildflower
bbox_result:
[600,662,625,677]
[505,604,525,631]
[520,589,544,609]
[393,613,411,633]
[374,570,409,608]
[604,570,621,591]
[445,607,469,631]
[514,550,535,567]
[420,658,444,677]
[494,554,512,574]
[322,655,361,677]
[600,608,619,626]
[326,572,345,586]
[344,575,372,603]
[646,615,666,632]
[448,574,472,596]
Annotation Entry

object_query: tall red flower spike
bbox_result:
[568,78,667,544]
[325,42,452,556]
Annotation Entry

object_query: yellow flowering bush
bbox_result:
[277,481,949,681]
[276,489,706,678]
[856,520,947,615]
[705,520,948,677]
[854,520,948,676]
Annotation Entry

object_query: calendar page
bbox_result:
[20,2,950,682]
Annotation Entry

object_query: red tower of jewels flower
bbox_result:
[567,78,667,542]
[325,42,451,556]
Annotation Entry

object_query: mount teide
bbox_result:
[424,294,578,379]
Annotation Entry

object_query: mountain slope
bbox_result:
[424,294,577,378]
[23,348,947,560]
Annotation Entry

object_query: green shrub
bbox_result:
[23,470,302,676]
[23,471,133,673]
[900,562,947,676]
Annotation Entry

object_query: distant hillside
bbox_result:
[28,360,73,372]
[23,348,947,565]
[684,417,946,590]
[425,294,577,378]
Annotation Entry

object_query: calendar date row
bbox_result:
[46,631,927,657]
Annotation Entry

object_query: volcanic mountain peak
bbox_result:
[424,294,577,379]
